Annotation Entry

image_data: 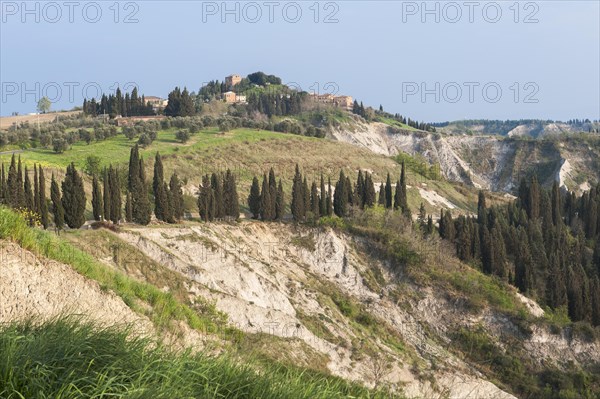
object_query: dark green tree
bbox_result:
[169,173,184,221]
[291,164,305,222]
[109,165,122,224]
[211,173,225,219]
[326,178,333,216]
[378,183,386,207]
[259,174,273,221]
[333,170,348,217]
[38,166,48,229]
[275,179,284,221]
[6,154,22,208]
[61,163,86,229]
[50,174,64,233]
[33,165,40,213]
[198,175,215,222]
[92,174,103,221]
[103,168,112,222]
[24,166,34,212]
[384,173,392,209]
[223,169,239,219]
[248,176,261,219]
[319,174,327,216]
[153,152,166,221]
[125,192,133,222]
[363,173,376,207]
[310,180,320,219]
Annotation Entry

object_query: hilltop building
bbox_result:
[225,74,242,89]
[311,93,353,111]
[224,91,247,104]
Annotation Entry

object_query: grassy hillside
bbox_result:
[0,125,498,217]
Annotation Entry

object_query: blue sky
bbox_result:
[1,0,599,122]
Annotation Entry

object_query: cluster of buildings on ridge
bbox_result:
[133,73,354,112]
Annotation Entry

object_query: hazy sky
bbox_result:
[1,0,599,121]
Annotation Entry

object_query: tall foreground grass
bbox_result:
[0,318,393,399]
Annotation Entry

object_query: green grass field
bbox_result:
[0,128,299,170]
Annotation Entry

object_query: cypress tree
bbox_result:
[163,181,175,223]
[38,167,48,229]
[426,215,434,236]
[491,226,507,280]
[211,173,225,219]
[0,163,8,204]
[24,166,34,211]
[198,175,215,222]
[417,202,427,229]
[6,154,19,207]
[275,179,284,221]
[378,183,386,207]
[125,192,133,222]
[128,144,140,191]
[103,168,111,222]
[514,228,534,294]
[477,191,487,225]
[16,156,24,208]
[319,174,327,216]
[61,163,86,229]
[248,176,261,219]
[92,174,103,221]
[109,165,122,224]
[259,174,272,221]
[153,152,165,221]
[594,236,600,276]
[131,156,151,225]
[334,170,348,217]
[169,173,184,221]
[364,173,376,207]
[546,253,567,309]
[50,174,64,232]
[529,175,541,220]
[223,169,239,219]
[33,164,40,213]
[291,164,305,222]
[481,226,494,275]
[552,181,562,226]
[326,178,333,216]
[310,180,320,219]
[439,209,446,239]
[356,171,365,209]
[0,163,6,204]
[303,177,310,216]
[345,176,353,207]
[591,275,600,327]
[399,161,409,215]
[384,173,392,209]
[268,168,277,210]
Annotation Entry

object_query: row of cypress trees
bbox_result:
[90,146,185,226]
[250,163,415,225]
[273,162,410,222]
[2,154,410,230]
[197,170,240,222]
[0,155,88,231]
[247,168,284,221]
